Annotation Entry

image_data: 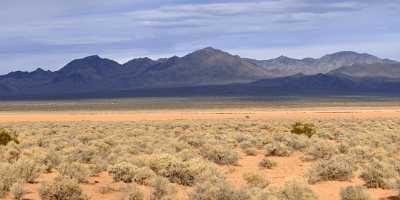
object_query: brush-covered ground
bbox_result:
[0,113,400,200]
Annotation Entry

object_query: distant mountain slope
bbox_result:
[329,63,400,78]
[0,47,399,99]
[131,47,272,87]
[245,51,396,76]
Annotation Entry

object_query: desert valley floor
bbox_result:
[1,98,400,200]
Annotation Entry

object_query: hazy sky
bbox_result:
[1,0,399,74]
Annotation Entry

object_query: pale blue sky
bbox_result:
[1,0,399,74]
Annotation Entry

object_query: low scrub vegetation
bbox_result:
[340,186,374,200]
[0,118,399,199]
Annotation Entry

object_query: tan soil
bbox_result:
[1,108,400,122]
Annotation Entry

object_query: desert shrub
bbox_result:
[290,122,316,138]
[340,186,374,200]
[57,162,89,183]
[189,178,249,200]
[0,128,19,146]
[243,172,270,188]
[13,157,41,183]
[108,162,137,183]
[259,158,277,169]
[128,185,144,200]
[39,176,86,200]
[200,144,239,165]
[0,141,21,163]
[31,149,62,172]
[95,185,113,194]
[148,154,196,185]
[243,147,257,156]
[149,176,177,200]
[133,166,157,185]
[10,181,25,200]
[360,159,399,189]
[307,154,355,184]
[0,162,16,192]
[302,139,338,161]
[279,179,317,200]
[265,142,294,157]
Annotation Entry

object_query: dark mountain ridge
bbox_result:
[1,47,399,99]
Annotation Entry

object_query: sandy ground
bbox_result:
[1,108,400,122]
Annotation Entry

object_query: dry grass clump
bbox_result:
[242,172,270,188]
[290,122,317,138]
[264,133,309,157]
[39,176,86,200]
[307,154,355,184]
[340,186,375,200]
[259,157,278,169]
[360,159,399,189]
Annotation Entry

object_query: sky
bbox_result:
[1,0,399,74]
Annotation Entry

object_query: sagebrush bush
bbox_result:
[279,179,317,200]
[200,144,239,165]
[0,162,16,193]
[39,176,86,200]
[133,166,157,185]
[259,158,277,169]
[265,142,294,157]
[290,122,316,138]
[149,176,177,200]
[243,147,257,156]
[340,186,374,200]
[128,185,144,200]
[302,139,338,161]
[360,159,399,189]
[189,178,249,200]
[0,128,19,146]
[243,172,270,188]
[13,157,41,183]
[10,181,25,200]
[307,155,355,184]
[108,162,137,183]
[57,162,89,183]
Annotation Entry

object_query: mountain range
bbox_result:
[1,47,400,99]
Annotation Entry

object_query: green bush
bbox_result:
[291,122,316,138]
[307,155,355,184]
[340,186,374,200]
[0,129,19,146]
[39,176,86,200]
